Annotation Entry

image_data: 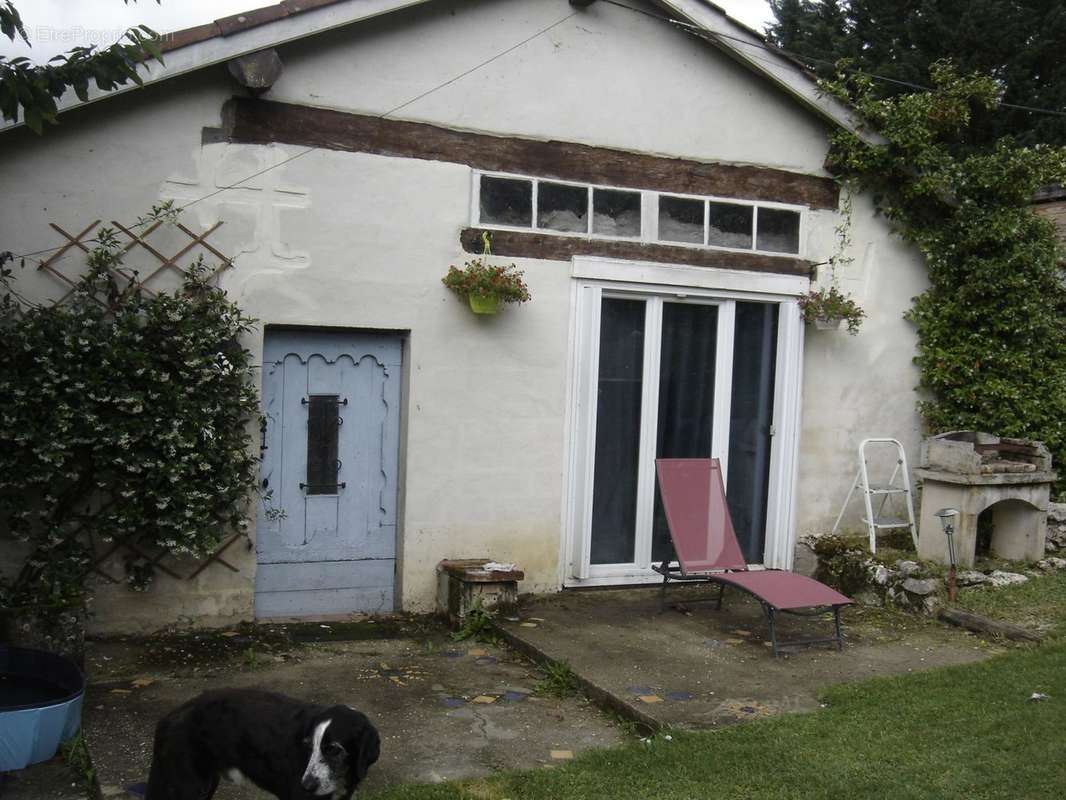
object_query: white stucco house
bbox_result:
[0,0,928,632]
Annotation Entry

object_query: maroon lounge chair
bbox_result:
[654,458,852,655]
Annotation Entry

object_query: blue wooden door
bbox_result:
[255,329,402,617]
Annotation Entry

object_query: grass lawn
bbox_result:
[954,569,1066,638]
[370,637,1066,799]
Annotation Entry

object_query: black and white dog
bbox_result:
[146,688,380,800]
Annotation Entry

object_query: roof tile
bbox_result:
[159,0,350,53]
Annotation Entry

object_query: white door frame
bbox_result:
[560,256,808,587]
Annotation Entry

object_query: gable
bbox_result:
[260,0,836,175]
[1,0,870,156]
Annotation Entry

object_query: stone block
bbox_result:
[436,558,524,626]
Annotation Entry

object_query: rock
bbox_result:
[902,577,940,596]
[871,564,894,585]
[1037,557,1066,571]
[1047,502,1066,523]
[852,589,883,606]
[987,570,1028,588]
[956,570,990,587]
[896,560,922,577]
[923,595,941,615]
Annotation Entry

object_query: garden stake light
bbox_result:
[935,508,960,602]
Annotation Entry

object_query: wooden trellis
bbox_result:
[35,217,247,583]
[37,217,233,305]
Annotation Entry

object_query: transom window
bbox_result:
[474,172,804,256]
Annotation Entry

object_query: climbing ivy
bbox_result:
[823,61,1066,496]
[0,218,260,611]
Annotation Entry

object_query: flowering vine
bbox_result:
[0,218,260,611]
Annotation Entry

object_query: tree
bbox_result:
[0,0,162,133]
[768,1,1066,146]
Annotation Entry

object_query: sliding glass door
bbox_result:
[568,283,788,583]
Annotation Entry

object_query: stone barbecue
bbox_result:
[916,432,1057,567]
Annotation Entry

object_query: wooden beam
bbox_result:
[938,607,1043,643]
[460,228,813,276]
[223,98,839,210]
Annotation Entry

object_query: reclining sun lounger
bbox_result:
[654,458,852,656]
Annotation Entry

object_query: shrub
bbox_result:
[0,222,259,612]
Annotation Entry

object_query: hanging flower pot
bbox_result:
[798,286,865,334]
[442,256,531,316]
[467,293,500,315]
[813,316,845,331]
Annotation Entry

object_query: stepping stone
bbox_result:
[626,686,654,696]
[703,639,722,648]
[502,690,529,703]
[443,649,464,658]
[724,638,745,645]
[468,648,488,657]
[519,622,538,628]
[505,686,533,695]
[550,750,574,760]
[638,695,664,704]
[666,691,694,701]
[474,656,497,666]
[472,695,498,704]
[733,630,752,637]
[442,697,466,708]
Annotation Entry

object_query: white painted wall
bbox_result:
[0,0,927,630]
[268,0,832,174]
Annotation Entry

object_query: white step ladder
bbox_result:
[831,438,918,553]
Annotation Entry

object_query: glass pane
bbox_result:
[538,182,588,232]
[590,298,646,565]
[727,302,778,562]
[708,202,754,249]
[480,176,532,227]
[592,188,642,237]
[306,395,340,495]
[658,196,705,244]
[651,303,718,563]
[756,207,800,253]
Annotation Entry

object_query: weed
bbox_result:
[451,599,495,642]
[535,660,578,698]
[60,732,96,797]
[240,646,260,669]
[612,714,642,738]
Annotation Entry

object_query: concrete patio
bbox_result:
[6,587,1005,800]
[497,584,1000,730]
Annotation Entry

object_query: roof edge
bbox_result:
[656,0,884,145]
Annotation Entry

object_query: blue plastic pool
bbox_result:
[0,645,85,772]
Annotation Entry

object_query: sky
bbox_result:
[1,1,775,60]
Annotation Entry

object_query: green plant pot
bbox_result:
[468,294,499,315]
